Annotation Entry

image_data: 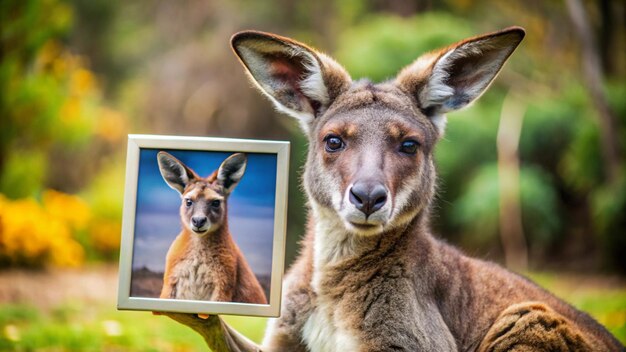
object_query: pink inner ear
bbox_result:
[268,56,306,90]
[270,59,300,77]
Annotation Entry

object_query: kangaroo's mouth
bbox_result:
[191,226,210,235]
[346,220,384,236]
[349,222,378,230]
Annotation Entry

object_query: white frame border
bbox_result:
[117,134,289,317]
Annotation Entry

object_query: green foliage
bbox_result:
[1,0,72,61]
[521,85,588,175]
[1,0,72,156]
[560,119,604,192]
[0,150,46,199]
[592,172,626,270]
[1,0,124,199]
[590,82,626,270]
[0,0,126,268]
[435,92,505,198]
[335,12,474,81]
[554,82,626,270]
[452,164,561,249]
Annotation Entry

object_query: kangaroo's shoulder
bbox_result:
[164,231,192,266]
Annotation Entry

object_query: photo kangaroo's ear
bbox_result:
[231,30,352,133]
[217,153,247,194]
[396,26,525,135]
[157,152,197,194]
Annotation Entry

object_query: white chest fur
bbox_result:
[302,301,359,352]
[172,251,217,300]
[303,209,360,352]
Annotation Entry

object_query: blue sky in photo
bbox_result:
[132,148,276,278]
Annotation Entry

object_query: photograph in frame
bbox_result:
[117,135,289,317]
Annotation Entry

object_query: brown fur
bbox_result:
[228,28,623,351]
[157,152,267,304]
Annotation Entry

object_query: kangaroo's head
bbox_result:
[157,152,247,236]
[231,28,524,236]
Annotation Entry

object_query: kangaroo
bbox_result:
[157,151,267,305]
[164,28,624,351]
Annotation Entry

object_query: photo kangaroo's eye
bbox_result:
[400,140,419,155]
[211,200,221,208]
[325,135,345,152]
[185,199,193,207]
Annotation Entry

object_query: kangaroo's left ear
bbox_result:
[157,151,198,195]
[217,153,247,194]
[396,26,525,135]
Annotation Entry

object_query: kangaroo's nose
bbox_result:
[349,181,388,216]
[191,216,208,228]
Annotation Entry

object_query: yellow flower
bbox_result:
[42,189,91,230]
[35,40,62,69]
[0,192,85,267]
[89,219,121,253]
[70,68,96,96]
[96,107,127,143]
[59,97,82,125]
[0,198,50,258]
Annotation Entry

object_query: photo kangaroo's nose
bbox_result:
[349,181,388,216]
[191,216,207,228]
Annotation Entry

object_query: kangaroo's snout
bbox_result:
[349,181,388,217]
[191,216,208,229]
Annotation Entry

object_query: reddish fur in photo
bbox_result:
[157,152,267,304]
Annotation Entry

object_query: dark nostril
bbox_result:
[370,184,387,213]
[349,187,364,208]
[349,182,388,216]
[192,216,207,227]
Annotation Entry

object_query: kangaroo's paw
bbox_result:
[478,302,592,352]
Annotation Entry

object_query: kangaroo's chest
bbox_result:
[301,265,457,352]
[172,252,219,300]
[302,297,359,352]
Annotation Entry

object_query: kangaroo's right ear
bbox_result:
[231,30,352,133]
[157,152,197,194]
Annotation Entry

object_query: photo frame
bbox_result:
[117,134,289,317]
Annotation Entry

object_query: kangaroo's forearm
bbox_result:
[166,314,262,352]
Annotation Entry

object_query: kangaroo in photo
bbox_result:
[157,152,267,305]
[165,27,623,351]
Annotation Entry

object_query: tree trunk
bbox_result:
[497,92,528,271]
[565,0,622,183]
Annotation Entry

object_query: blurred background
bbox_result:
[1,0,625,350]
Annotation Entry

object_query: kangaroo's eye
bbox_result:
[400,140,419,155]
[325,135,345,152]
[211,200,221,208]
[185,199,193,207]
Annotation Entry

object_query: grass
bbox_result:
[0,302,269,351]
[526,271,626,344]
[0,272,624,351]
